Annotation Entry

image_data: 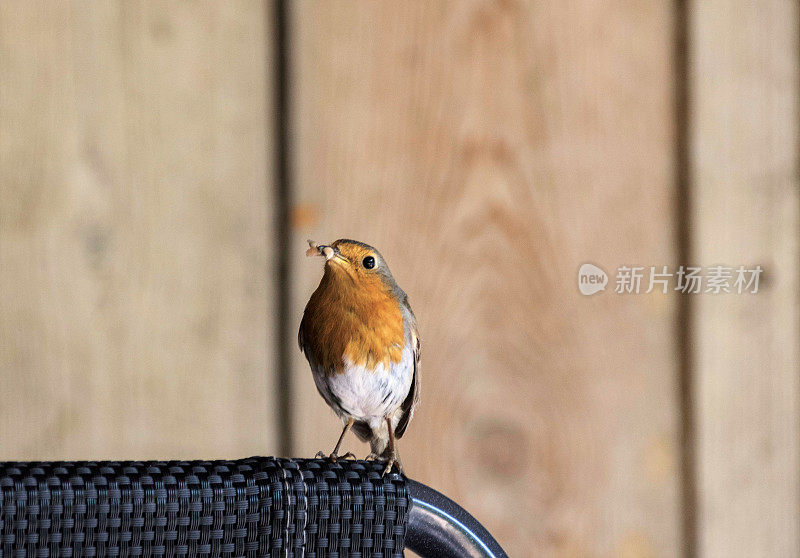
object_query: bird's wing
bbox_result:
[298,311,311,356]
[298,316,305,351]
[395,302,420,439]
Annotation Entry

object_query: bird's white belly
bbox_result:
[318,347,414,427]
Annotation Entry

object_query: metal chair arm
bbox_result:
[406,479,509,558]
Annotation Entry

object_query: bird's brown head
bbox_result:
[306,239,400,296]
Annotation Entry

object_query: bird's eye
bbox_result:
[362,256,376,269]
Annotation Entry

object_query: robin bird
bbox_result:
[299,239,420,476]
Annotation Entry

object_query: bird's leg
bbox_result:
[381,417,404,476]
[332,418,357,460]
[316,418,356,462]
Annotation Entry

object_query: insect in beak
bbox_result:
[306,240,348,264]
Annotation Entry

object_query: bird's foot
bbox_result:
[315,450,356,463]
[364,451,403,475]
[381,453,404,477]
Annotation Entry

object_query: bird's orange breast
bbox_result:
[301,268,405,373]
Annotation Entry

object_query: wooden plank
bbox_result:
[690,1,800,556]
[0,1,275,460]
[289,2,679,555]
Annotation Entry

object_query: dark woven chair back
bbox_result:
[0,456,508,557]
[0,457,408,557]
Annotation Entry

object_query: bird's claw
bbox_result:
[381,454,404,477]
[315,450,356,463]
[367,451,404,476]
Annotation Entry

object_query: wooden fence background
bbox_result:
[0,2,797,557]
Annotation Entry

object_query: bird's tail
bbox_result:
[369,436,390,458]
[354,420,390,457]
[351,420,372,442]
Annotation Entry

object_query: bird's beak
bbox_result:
[306,240,349,265]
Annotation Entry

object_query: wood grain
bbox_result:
[0,1,276,460]
[289,2,679,555]
[690,1,800,555]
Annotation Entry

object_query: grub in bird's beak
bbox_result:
[306,240,325,257]
[306,240,346,264]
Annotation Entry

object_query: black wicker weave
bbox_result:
[0,457,409,557]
